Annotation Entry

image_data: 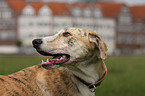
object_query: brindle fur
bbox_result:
[0,66,81,96]
[0,27,107,96]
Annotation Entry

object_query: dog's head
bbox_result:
[32,28,107,70]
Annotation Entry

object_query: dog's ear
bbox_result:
[88,32,108,60]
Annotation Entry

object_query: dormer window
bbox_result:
[38,5,52,16]
[71,7,81,17]
[2,11,12,18]
[121,6,129,13]
[0,1,8,7]
[22,5,35,16]
[93,7,102,18]
[83,8,91,17]
[118,6,132,24]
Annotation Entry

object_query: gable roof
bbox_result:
[7,0,71,16]
[96,2,125,18]
[7,0,145,19]
[31,2,44,15]
[70,3,92,9]
[130,5,145,19]
[48,2,71,16]
[7,0,27,14]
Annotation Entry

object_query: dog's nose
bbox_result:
[32,39,43,49]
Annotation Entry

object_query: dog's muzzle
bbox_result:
[32,38,70,70]
[32,39,43,49]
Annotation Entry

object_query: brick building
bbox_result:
[117,5,145,55]
[1,0,145,55]
[6,0,116,55]
[0,0,18,54]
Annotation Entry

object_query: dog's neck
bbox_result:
[68,57,106,84]
[66,56,106,96]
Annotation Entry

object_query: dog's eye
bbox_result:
[63,32,72,37]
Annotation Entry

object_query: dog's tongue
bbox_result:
[41,58,60,70]
[41,59,56,65]
[41,55,68,70]
[41,55,66,65]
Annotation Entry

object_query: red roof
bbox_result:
[7,0,27,14]
[48,2,71,16]
[96,2,125,18]
[7,0,71,16]
[130,5,145,19]
[7,0,145,19]
[70,3,92,9]
[31,2,44,15]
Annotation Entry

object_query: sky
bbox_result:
[41,0,145,5]
[116,0,145,5]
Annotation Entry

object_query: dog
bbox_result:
[0,27,107,96]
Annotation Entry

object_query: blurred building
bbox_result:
[6,0,116,55]
[0,0,18,54]
[130,5,145,54]
[117,5,145,55]
[69,3,116,55]
[117,5,134,54]
[8,1,73,54]
[1,0,144,55]
[94,2,145,55]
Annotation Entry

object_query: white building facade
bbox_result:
[17,2,116,55]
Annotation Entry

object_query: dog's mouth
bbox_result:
[36,49,70,70]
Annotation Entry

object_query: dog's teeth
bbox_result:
[60,57,63,60]
[63,55,66,58]
[42,60,44,63]
[47,59,49,62]
[59,55,66,60]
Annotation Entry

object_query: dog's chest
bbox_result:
[37,69,83,96]
[75,79,95,96]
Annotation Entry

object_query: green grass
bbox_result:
[96,56,145,96]
[0,55,45,75]
[0,56,145,96]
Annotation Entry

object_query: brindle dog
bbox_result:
[0,28,107,96]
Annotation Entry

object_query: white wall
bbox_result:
[18,16,116,55]
[18,16,53,46]
[18,11,116,55]
[72,17,94,31]
[53,16,72,34]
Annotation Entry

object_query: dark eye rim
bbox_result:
[63,32,72,37]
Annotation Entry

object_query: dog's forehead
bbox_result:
[65,28,90,37]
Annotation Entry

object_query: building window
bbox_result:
[135,25,143,32]
[0,32,15,40]
[93,7,102,18]
[136,36,144,44]
[0,12,2,18]
[118,6,132,24]
[117,35,133,44]
[0,22,16,28]
[37,22,50,27]
[121,6,129,13]
[0,1,8,7]
[118,16,132,24]
[83,8,91,17]
[39,5,52,16]
[1,11,12,18]
[118,25,133,32]
[22,5,35,16]
[71,7,81,17]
